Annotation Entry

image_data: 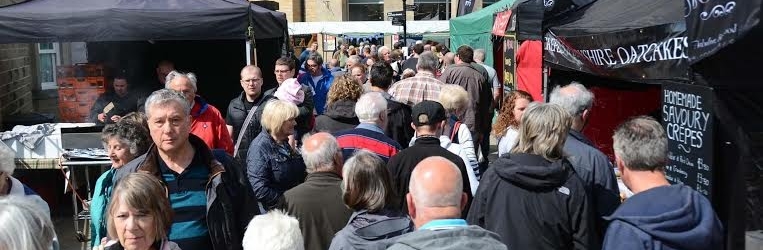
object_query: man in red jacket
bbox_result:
[166,70,234,154]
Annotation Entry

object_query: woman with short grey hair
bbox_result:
[329,150,414,250]
[0,196,57,250]
[247,99,307,211]
[467,103,594,249]
[90,120,151,248]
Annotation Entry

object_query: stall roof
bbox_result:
[548,0,683,37]
[287,21,449,35]
[0,0,288,43]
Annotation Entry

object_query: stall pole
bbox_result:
[402,0,408,46]
[247,2,258,66]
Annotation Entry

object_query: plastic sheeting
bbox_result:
[0,0,287,43]
[287,21,449,35]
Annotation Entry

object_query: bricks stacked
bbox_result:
[57,64,105,122]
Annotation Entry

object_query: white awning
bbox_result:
[288,21,449,35]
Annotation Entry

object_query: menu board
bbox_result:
[503,34,517,91]
[661,82,714,198]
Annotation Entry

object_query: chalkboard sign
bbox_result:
[503,34,516,91]
[661,82,714,199]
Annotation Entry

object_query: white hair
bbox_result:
[347,55,361,64]
[473,49,486,62]
[408,157,463,207]
[377,46,390,57]
[165,70,198,91]
[301,134,340,173]
[144,89,192,118]
[242,210,304,250]
[0,143,15,175]
[355,92,387,123]
[0,197,56,250]
[549,81,594,117]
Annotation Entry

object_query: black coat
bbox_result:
[386,136,473,218]
[467,153,594,250]
[314,100,359,133]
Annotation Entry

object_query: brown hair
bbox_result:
[492,90,534,137]
[326,76,364,107]
[275,56,297,71]
[341,150,395,212]
[107,172,173,244]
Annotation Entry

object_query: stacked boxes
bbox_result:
[57,64,106,122]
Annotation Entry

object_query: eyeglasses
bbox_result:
[241,78,262,84]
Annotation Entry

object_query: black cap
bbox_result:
[411,101,446,126]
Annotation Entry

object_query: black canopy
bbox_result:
[0,0,288,43]
[542,0,760,81]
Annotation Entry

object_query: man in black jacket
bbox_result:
[368,62,414,148]
[387,101,472,218]
[549,81,620,240]
[115,89,258,250]
[226,65,266,140]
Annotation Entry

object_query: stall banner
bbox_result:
[492,10,513,36]
[661,82,715,199]
[685,0,761,63]
[503,34,517,91]
[544,23,690,81]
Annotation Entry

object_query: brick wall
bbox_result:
[0,44,35,127]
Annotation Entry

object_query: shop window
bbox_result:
[348,0,383,21]
[414,0,451,20]
[37,43,60,90]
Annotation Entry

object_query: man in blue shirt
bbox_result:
[298,52,335,115]
[116,89,258,250]
[387,156,507,250]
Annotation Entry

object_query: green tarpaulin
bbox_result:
[449,0,516,66]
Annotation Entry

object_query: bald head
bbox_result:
[240,65,261,76]
[410,157,463,207]
[329,58,340,68]
[301,132,341,173]
[443,52,455,66]
[408,157,465,228]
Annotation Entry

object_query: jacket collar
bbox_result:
[568,130,595,147]
[413,136,440,146]
[191,95,209,118]
[305,171,342,182]
[137,134,225,182]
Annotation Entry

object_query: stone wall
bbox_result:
[0,43,35,127]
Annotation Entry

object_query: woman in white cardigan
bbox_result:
[493,90,534,157]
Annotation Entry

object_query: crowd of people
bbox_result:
[0,40,725,250]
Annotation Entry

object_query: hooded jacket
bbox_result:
[602,184,723,250]
[467,153,594,250]
[190,95,234,155]
[314,100,360,133]
[329,209,414,250]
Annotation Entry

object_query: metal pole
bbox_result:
[403,0,407,46]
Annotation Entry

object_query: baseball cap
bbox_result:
[411,101,446,126]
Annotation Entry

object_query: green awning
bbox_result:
[449,0,516,66]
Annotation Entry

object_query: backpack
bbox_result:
[447,115,461,144]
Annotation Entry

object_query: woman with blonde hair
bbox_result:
[314,76,364,133]
[492,90,533,157]
[467,103,593,249]
[247,99,307,211]
[98,172,178,250]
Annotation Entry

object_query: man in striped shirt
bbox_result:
[116,89,258,250]
[387,51,443,107]
[333,92,402,163]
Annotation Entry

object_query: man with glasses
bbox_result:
[298,52,335,115]
[226,65,266,141]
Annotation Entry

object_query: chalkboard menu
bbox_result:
[661,82,714,198]
[503,34,516,91]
